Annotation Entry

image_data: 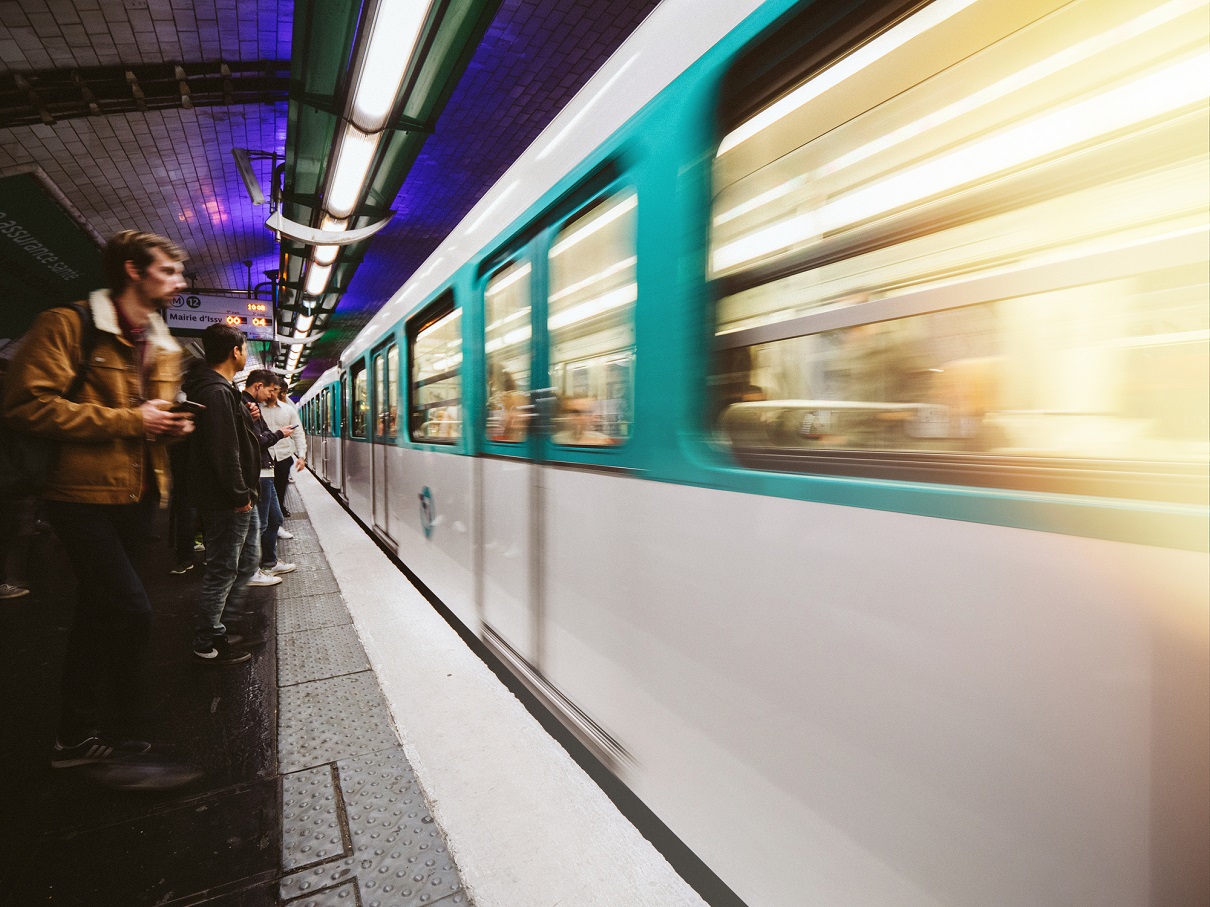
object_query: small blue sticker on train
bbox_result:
[419,486,434,539]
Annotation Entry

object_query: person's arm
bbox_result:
[289,403,307,460]
[2,307,182,441]
[198,386,254,509]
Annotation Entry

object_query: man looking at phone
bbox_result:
[2,231,196,784]
[183,323,264,665]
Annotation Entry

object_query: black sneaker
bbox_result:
[168,561,194,575]
[51,734,152,768]
[193,635,252,665]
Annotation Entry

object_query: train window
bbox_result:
[350,363,368,439]
[548,188,637,446]
[708,0,1209,501]
[409,295,462,443]
[485,260,533,443]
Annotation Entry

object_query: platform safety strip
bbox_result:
[275,497,471,907]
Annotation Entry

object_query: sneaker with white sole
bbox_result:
[247,569,282,587]
[192,635,252,665]
[0,582,30,600]
[262,561,296,576]
[277,527,294,539]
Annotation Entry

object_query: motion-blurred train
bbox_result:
[298,0,1210,903]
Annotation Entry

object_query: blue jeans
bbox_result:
[195,507,260,649]
[257,476,282,568]
[45,499,155,742]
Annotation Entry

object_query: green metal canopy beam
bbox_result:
[275,0,503,374]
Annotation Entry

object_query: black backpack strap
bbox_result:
[62,301,97,402]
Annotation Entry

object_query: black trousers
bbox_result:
[273,456,293,515]
[45,498,155,742]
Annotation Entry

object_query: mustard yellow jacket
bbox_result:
[2,290,182,505]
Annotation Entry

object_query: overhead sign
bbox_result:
[165,293,274,341]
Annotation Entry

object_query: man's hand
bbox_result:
[246,401,261,421]
[235,502,253,513]
[141,399,194,439]
[280,425,295,437]
[295,456,306,471]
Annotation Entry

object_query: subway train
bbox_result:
[297,0,1210,904]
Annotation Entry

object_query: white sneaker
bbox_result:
[277,527,294,539]
[247,570,282,587]
[264,561,297,576]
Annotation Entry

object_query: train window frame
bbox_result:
[481,254,535,447]
[704,0,1210,505]
[544,184,639,452]
[349,361,369,440]
[407,291,463,445]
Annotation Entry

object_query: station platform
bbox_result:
[1,471,707,907]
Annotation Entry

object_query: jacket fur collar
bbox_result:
[88,289,180,355]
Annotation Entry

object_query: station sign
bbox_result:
[165,293,274,341]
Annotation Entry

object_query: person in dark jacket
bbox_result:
[183,323,265,665]
[241,369,295,579]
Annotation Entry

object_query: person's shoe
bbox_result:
[193,540,206,552]
[280,508,292,518]
[230,632,266,649]
[277,526,295,539]
[51,734,152,768]
[192,635,252,665]
[247,569,282,587]
[85,755,203,791]
[168,561,194,575]
[0,582,30,600]
[263,561,296,576]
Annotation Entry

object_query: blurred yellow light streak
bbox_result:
[713,51,1210,272]
[550,194,637,258]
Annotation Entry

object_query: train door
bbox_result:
[339,374,349,499]
[479,256,541,666]
[320,388,330,482]
[370,342,399,547]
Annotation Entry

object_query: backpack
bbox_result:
[0,303,97,500]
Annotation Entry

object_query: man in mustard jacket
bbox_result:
[2,231,195,779]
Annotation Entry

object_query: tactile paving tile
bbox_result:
[279,624,370,687]
[278,593,353,635]
[283,486,308,513]
[281,746,466,907]
[278,673,400,773]
[282,765,350,872]
[280,534,327,557]
[276,562,342,601]
[282,879,359,907]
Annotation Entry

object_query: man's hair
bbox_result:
[245,369,277,389]
[102,230,187,293]
[201,323,245,365]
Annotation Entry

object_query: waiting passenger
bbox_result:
[242,370,296,583]
[553,396,612,446]
[184,324,264,665]
[2,230,199,788]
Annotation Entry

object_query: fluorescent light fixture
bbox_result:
[550,194,636,258]
[313,244,338,266]
[712,51,1210,272]
[548,282,637,331]
[351,0,435,133]
[327,125,379,218]
[294,314,315,335]
[549,256,636,303]
[718,0,981,156]
[486,261,532,296]
[232,148,266,205]
[306,263,333,296]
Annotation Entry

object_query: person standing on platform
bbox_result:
[183,323,267,665]
[2,231,198,785]
[241,369,296,581]
[263,376,305,531]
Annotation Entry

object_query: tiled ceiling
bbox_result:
[0,0,663,387]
